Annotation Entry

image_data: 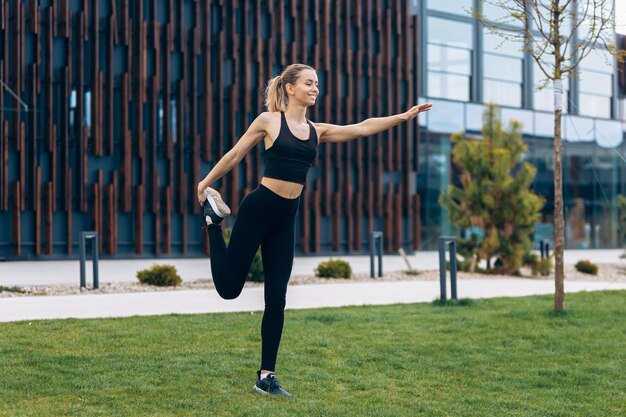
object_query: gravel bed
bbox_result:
[1,264,624,298]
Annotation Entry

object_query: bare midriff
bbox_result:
[260,177,304,199]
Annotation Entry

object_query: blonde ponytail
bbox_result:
[264,76,287,112]
[264,64,315,112]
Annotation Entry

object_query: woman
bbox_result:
[197,63,432,397]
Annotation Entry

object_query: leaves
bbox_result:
[439,105,545,274]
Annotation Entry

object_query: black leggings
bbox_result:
[207,184,300,372]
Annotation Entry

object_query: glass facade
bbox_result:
[418,0,625,249]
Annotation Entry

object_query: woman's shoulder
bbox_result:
[256,111,282,125]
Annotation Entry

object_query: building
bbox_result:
[0,0,624,260]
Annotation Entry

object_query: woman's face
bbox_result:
[289,69,319,107]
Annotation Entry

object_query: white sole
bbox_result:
[253,385,269,395]
[204,188,231,217]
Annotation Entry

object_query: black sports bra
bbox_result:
[263,112,318,185]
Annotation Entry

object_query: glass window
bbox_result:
[564,115,594,142]
[483,30,524,56]
[594,119,623,148]
[481,2,524,27]
[428,72,470,102]
[427,18,473,101]
[534,111,554,137]
[427,0,473,16]
[428,17,473,48]
[579,71,612,95]
[84,91,91,134]
[483,32,523,107]
[577,1,613,41]
[484,80,522,107]
[484,55,522,81]
[428,45,472,75]
[579,94,611,119]
[580,48,614,73]
[465,103,487,131]
[426,99,465,133]
[577,48,613,119]
[501,108,534,135]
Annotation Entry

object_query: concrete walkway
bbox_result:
[1,279,625,323]
[0,249,624,323]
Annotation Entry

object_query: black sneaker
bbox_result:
[203,187,231,226]
[253,371,292,397]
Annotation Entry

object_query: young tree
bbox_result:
[617,194,626,251]
[439,105,545,275]
[475,0,625,311]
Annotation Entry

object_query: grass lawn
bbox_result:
[1,291,625,416]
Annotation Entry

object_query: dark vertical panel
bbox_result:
[313,184,320,252]
[135,185,144,253]
[164,185,172,253]
[1,122,6,211]
[413,194,421,251]
[66,168,72,254]
[384,184,393,251]
[45,182,53,255]
[300,190,309,253]
[35,167,41,255]
[154,174,161,255]
[61,69,70,211]
[76,13,87,211]
[2,0,420,259]
[120,73,132,212]
[106,16,114,154]
[93,170,103,254]
[92,0,102,156]
[29,64,38,212]
[201,1,212,161]
[12,181,21,256]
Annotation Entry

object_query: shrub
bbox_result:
[537,257,553,276]
[137,264,182,286]
[224,228,264,282]
[0,285,25,294]
[575,260,598,275]
[523,252,541,277]
[315,258,352,279]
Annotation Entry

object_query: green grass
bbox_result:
[1,291,625,416]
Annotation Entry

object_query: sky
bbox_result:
[617,0,626,34]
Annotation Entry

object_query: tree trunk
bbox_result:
[553,108,565,311]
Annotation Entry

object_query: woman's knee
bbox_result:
[215,283,244,300]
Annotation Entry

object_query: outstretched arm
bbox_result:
[197,112,271,205]
[314,103,432,144]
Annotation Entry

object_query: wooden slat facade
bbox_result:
[0,0,421,259]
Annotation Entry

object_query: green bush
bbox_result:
[224,228,264,282]
[575,260,598,275]
[315,258,352,279]
[523,252,541,277]
[137,264,182,287]
[537,257,553,276]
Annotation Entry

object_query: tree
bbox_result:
[439,105,545,275]
[617,194,626,251]
[474,0,626,311]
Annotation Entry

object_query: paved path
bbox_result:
[1,278,625,323]
[0,249,623,323]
